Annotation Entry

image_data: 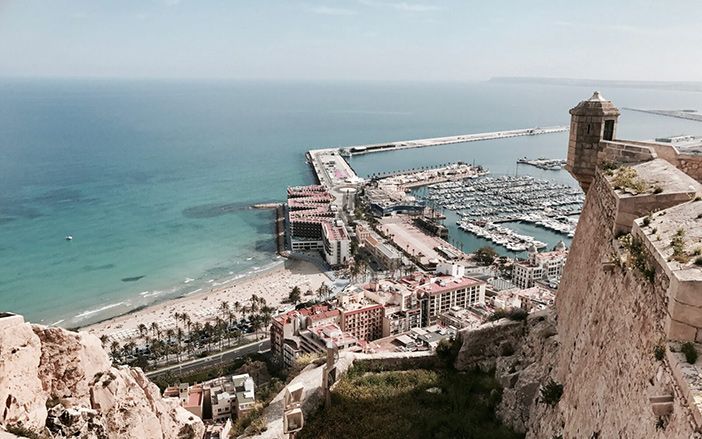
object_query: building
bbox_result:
[438,306,484,330]
[322,221,351,266]
[270,305,346,367]
[338,291,385,341]
[365,184,425,218]
[232,374,256,417]
[163,383,189,403]
[414,274,486,326]
[210,387,234,422]
[513,242,567,289]
[355,224,402,270]
[286,185,335,252]
[182,385,204,419]
[298,323,358,354]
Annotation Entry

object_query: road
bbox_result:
[146,339,271,379]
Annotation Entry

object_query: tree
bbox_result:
[110,341,121,364]
[317,283,331,300]
[175,327,184,362]
[289,286,301,304]
[150,322,160,339]
[474,246,498,266]
[250,314,263,340]
[137,323,148,339]
[219,301,230,321]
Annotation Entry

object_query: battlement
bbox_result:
[566,92,702,192]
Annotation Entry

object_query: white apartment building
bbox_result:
[513,242,567,289]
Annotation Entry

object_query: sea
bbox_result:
[1,79,701,327]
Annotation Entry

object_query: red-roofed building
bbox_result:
[270,305,342,366]
[338,292,386,341]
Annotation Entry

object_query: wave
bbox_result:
[139,290,166,298]
[74,301,129,320]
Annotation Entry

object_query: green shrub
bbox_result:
[435,335,462,368]
[695,257,702,267]
[612,167,648,193]
[653,345,665,361]
[682,342,698,364]
[619,234,655,282]
[671,229,689,263]
[488,308,528,322]
[299,369,521,439]
[540,379,563,407]
[653,186,663,194]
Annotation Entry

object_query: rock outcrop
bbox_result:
[455,311,559,435]
[0,314,204,439]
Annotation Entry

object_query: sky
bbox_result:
[0,0,701,81]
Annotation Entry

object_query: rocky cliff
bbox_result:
[0,314,204,439]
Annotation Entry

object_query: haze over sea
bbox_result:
[2,79,701,327]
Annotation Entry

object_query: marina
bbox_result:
[419,175,583,252]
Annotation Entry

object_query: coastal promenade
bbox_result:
[145,339,270,379]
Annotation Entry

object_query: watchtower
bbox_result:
[566,91,620,192]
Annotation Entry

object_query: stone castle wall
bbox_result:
[534,170,699,439]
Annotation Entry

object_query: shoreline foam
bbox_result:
[80,258,330,341]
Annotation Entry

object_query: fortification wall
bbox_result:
[521,165,702,438]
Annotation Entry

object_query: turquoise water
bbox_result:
[1,79,701,326]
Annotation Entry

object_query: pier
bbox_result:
[623,107,702,123]
[305,125,568,197]
[335,126,567,157]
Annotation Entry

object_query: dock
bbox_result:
[335,126,568,157]
[623,107,702,123]
[305,126,569,196]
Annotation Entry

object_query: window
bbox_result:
[603,120,615,140]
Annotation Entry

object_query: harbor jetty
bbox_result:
[623,107,702,123]
[335,126,568,157]
[304,126,568,196]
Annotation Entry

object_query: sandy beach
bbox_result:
[82,259,331,343]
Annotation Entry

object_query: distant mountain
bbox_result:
[489,77,702,92]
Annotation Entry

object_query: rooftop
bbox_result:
[418,275,484,295]
[185,387,203,408]
[322,221,349,241]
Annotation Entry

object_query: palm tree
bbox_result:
[122,341,136,362]
[99,334,109,347]
[164,328,175,362]
[176,327,184,362]
[137,323,148,339]
[150,322,160,339]
[203,322,214,351]
[249,295,260,315]
[233,301,241,317]
[214,317,225,351]
[109,341,121,363]
[219,301,230,321]
[184,314,192,335]
[250,314,263,340]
